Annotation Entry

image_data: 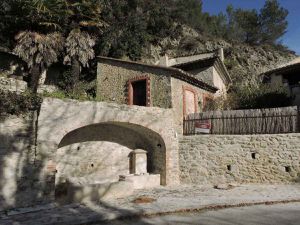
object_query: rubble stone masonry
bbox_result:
[179,134,300,185]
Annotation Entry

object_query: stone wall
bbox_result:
[212,67,227,95]
[0,113,54,211]
[0,77,27,93]
[188,67,214,86]
[38,98,180,186]
[56,142,132,185]
[97,59,172,108]
[179,134,300,185]
[186,66,227,96]
[0,97,180,211]
[55,123,167,186]
[0,76,57,94]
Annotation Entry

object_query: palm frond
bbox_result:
[13,31,64,68]
[64,29,95,68]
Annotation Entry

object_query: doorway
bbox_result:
[128,76,150,106]
[132,80,147,106]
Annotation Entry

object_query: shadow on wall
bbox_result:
[0,112,59,211]
[0,116,154,225]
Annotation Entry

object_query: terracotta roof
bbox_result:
[97,56,218,93]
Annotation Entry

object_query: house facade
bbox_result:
[261,57,300,106]
[97,50,231,131]
[157,48,231,96]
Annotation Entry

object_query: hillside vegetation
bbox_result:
[0,0,297,108]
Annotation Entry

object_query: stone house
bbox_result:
[261,57,300,106]
[97,49,231,130]
[156,48,231,95]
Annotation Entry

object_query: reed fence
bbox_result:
[183,106,300,135]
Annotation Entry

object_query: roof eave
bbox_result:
[214,58,232,85]
[261,63,300,77]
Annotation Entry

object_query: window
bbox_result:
[128,76,151,106]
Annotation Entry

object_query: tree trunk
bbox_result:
[71,58,81,89]
[29,66,41,94]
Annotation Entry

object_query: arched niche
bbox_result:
[56,122,166,185]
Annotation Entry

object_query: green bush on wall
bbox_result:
[0,90,42,116]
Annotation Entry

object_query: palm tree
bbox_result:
[63,29,95,87]
[13,31,64,93]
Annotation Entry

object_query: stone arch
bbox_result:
[37,97,180,203]
[56,122,167,184]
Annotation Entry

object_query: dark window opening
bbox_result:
[227,165,232,171]
[132,80,147,106]
[285,166,291,173]
[251,152,257,159]
[283,73,300,86]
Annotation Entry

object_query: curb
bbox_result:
[84,199,300,224]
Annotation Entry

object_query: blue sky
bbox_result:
[202,0,300,55]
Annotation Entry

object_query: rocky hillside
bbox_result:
[142,26,297,83]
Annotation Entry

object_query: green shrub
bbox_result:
[211,77,293,110]
[53,68,96,100]
[42,90,67,100]
[232,80,292,109]
[0,90,42,115]
[224,59,238,70]
[179,36,200,52]
[44,79,97,101]
[57,69,74,93]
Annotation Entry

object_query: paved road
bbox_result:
[102,203,300,225]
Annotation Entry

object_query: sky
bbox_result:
[202,0,300,55]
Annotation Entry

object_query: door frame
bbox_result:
[127,76,151,106]
[182,86,198,117]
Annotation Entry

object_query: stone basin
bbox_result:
[57,174,161,204]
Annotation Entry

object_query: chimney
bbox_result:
[159,54,169,67]
[218,48,224,62]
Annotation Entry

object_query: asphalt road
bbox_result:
[102,203,300,225]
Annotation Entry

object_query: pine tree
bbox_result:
[234,9,260,44]
[259,0,288,44]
